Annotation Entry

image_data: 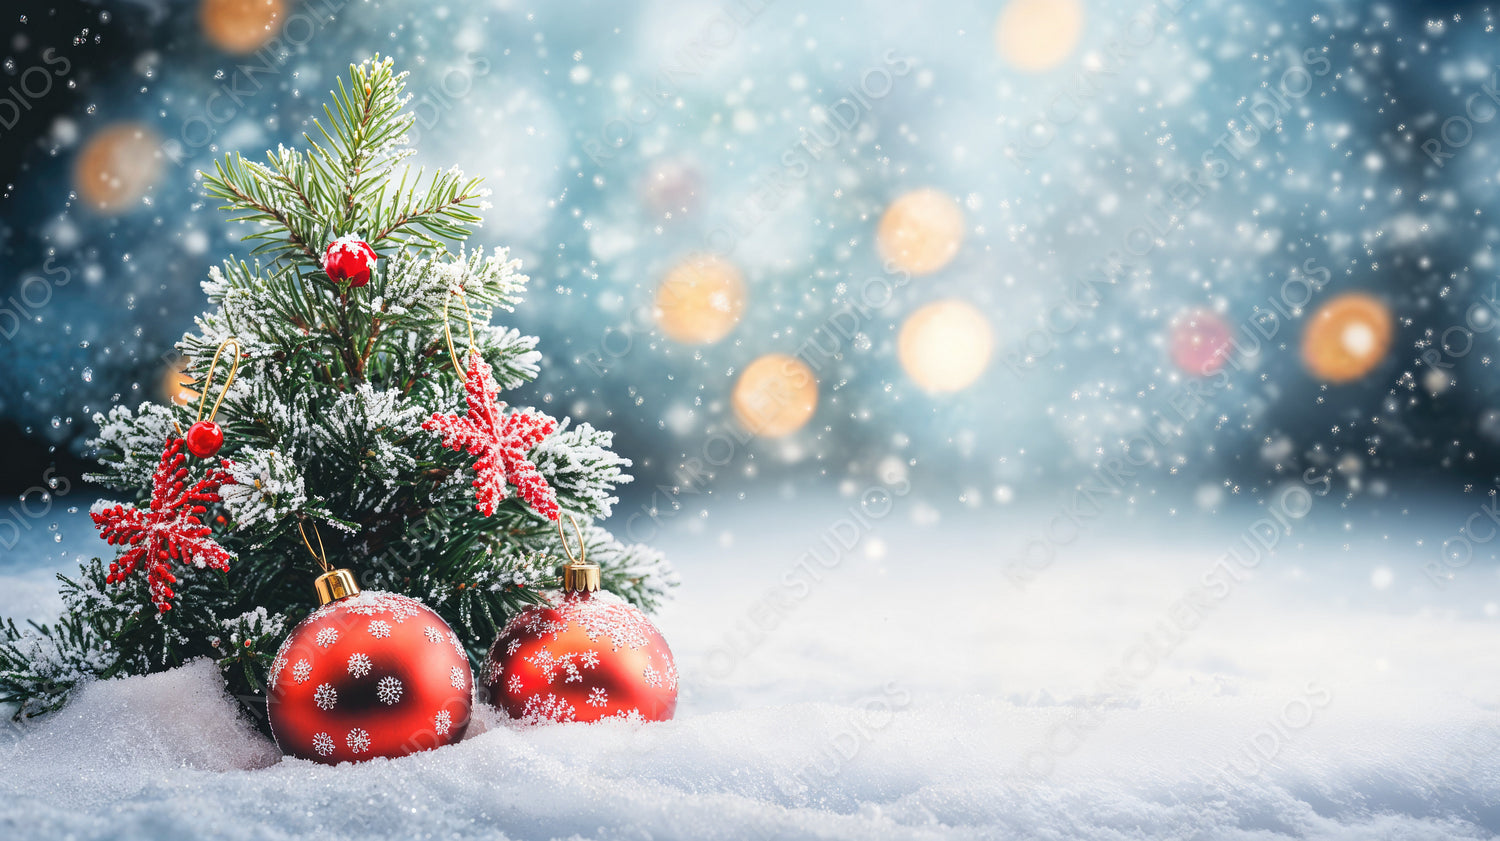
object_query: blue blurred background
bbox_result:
[0,0,1496,536]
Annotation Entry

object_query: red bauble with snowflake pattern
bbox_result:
[267,572,472,764]
[484,573,677,725]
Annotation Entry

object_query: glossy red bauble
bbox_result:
[184,420,225,458]
[484,590,677,724]
[268,590,472,764]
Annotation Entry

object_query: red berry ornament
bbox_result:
[268,570,472,764]
[423,351,560,520]
[484,533,676,724]
[184,420,225,458]
[323,235,379,287]
[91,436,233,612]
[185,336,239,460]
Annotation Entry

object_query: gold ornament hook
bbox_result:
[299,519,360,605]
[557,513,587,565]
[196,337,240,425]
[441,286,478,374]
[557,514,599,593]
[297,519,330,573]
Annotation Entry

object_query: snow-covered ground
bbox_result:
[2,497,1498,840]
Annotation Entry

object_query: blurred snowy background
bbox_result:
[4,0,1500,838]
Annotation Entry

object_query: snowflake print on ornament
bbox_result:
[435,710,452,735]
[292,660,312,684]
[312,732,335,757]
[521,693,576,724]
[267,588,472,765]
[377,676,403,705]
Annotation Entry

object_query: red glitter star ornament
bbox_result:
[91,437,235,612]
[423,351,559,520]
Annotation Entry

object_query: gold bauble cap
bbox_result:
[563,562,600,593]
[314,568,361,605]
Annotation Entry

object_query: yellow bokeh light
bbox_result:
[654,255,746,345]
[74,123,162,214]
[162,358,200,407]
[996,0,1085,72]
[732,353,818,437]
[201,0,285,55]
[877,189,965,276]
[898,299,994,393]
[1302,293,1393,383]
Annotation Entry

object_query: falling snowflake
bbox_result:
[312,732,335,757]
[376,676,403,705]
[315,627,339,648]
[348,653,372,677]
[422,351,559,519]
[587,687,608,707]
[292,659,312,684]
[434,710,452,735]
[368,620,391,639]
[314,683,337,711]
[424,626,445,644]
[450,666,467,689]
[91,437,234,612]
[347,728,371,754]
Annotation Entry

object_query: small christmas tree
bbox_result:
[0,58,674,723]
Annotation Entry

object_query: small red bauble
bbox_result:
[268,582,472,764]
[484,589,677,724]
[323,235,378,287]
[184,420,225,458]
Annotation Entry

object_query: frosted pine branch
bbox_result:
[531,420,634,519]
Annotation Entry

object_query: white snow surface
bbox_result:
[2,500,1498,840]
